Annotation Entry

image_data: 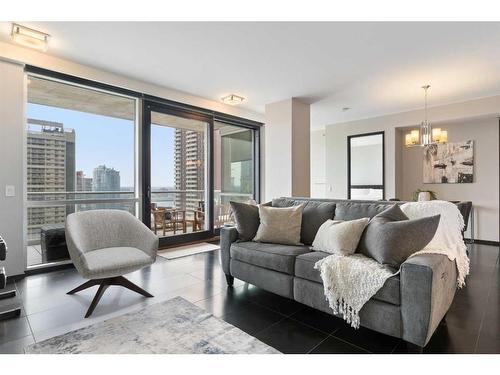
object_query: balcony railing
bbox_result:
[26,191,139,246]
[150,189,254,236]
[26,189,254,247]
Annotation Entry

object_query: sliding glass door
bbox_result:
[143,104,213,245]
[143,104,261,246]
[213,121,256,229]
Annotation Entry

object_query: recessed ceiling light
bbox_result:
[11,23,49,52]
[221,94,245,105]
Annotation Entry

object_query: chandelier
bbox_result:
[405,85,448,147]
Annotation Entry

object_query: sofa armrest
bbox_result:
[400,253,457,347]
[220,226,239,275]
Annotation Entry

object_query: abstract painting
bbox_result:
[423,140,474,183]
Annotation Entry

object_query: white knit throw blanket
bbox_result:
[314,254,395,329]
[401,201,470,288]
[314,200,470,329]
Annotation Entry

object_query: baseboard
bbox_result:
[6,273,26,284]
[465,238,499,247]
[24,262,75,276]
[158,236,220,251]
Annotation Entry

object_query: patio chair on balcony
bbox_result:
[151,207,167,236]
[152,207,187,235]
[165,208,187,234]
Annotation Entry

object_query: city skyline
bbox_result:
[26,103,132,186]
[26,103,253,194]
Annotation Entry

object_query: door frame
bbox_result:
[347,131,385,200]
[142,101,215,247]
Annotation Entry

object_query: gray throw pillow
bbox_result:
[253,204,305,245]
[272,198,336,245]
[358,204,441,267]
[230,201,270,241]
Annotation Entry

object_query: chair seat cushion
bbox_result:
[81,247,153,279]
[294,251,401,305]
[230,241,310,274]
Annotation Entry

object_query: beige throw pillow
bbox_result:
[311,218,370,255]
[253,204,305,245]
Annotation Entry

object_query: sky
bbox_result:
[27,103,175,188]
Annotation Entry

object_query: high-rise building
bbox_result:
[76,171,93,191]
[26,119,75,242]
[92,165,121,210]
[174,129,205,211]
[92,165,120,192]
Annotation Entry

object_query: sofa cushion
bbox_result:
[294,251,328,283]
[311,218,369,255]
[272,198,336,245]
[334,201,394,221]
[358,204,441,267]
[254,204,305,245]
[230,241,310,274]
[294,251,401,305]
[230,201,271,241]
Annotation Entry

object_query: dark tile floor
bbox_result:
[0,243,498,354]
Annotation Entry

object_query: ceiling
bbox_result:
[2,22,500,129]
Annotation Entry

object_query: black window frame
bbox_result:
[24,65,262,249]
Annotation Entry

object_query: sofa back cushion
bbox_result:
[272,198,336,245]
[334,201,394,221]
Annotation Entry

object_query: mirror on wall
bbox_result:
[347,131,385,200]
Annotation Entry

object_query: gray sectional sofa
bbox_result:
[221,197,463,352]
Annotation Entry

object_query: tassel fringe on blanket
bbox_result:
[314,254,396,329]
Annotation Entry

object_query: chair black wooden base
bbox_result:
[67,276,153,318]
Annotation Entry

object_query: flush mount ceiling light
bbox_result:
[405,85,448,147]
[221,94,245,105]
[11,23,50,51]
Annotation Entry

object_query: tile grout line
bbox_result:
[248,315,288,339]
[287,313,341,336]
[325,333,372,354]
[306,335,332,354]
[15,280,36,345]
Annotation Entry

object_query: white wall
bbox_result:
[323,95,500,242]
[264,99,293,200]
[398,118,499,242]
[310,129,326,197]
[0,61,26,276]
[264,98,310,200]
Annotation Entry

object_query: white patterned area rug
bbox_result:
[158,242,220,260]
[25,297,279,354]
